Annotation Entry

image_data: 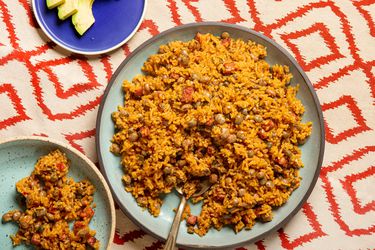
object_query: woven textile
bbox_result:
[0,0,374,249]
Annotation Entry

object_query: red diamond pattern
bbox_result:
[322,95,370,144]
[30,54,102,121]
[35,57,101,99]
[341,165,375,215]
[0,83,29,129]
[353,0,375,37]
[280,22,344,71]
[321,147,375,237]
[278,203,326,249]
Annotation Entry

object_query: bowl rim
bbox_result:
[96,22,325,249]
[0,135,116,250]
[31,0,148,55]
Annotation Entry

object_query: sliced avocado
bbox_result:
[57,0,78,21]
[46,0,65,9]
[72,0,95,36]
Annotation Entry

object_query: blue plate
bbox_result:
[96,23,325,249]
[0,136,115,250]
[32,0,147,55]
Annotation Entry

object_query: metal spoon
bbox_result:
[163,179,211,250]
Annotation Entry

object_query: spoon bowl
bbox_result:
[175,179,211,198]
[163,179,211,250]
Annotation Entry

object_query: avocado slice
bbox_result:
[72,0,95,36]
[57,0,78,20]
[46,0,65,9]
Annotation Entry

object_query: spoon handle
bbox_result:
[163,196,187,250]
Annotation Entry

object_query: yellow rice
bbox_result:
[111,32,312,236]
[2,150,100,249]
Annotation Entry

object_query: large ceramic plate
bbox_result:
[96,22,325,249]
[32,0,147,55]
[0,136,115,250]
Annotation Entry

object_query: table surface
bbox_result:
[0,0,374,249]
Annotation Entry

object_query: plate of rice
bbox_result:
[96,22,325,249]
[0,136,115,250]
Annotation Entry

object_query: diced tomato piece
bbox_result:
[73,221,86,232]
[134,87,144,97]
[139,127,150,138]
[80,207,95,219]
[87,237,97,248]
[181,87,194,103]
[186,215,197,225]
[275,157,288,168]
[262,120,275,132]
[222,62,237,75]
[57,163,65,171]
[86,207,95,218]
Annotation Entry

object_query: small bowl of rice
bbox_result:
[0,136,116,250]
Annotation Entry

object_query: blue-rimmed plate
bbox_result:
[32,0,147,55]
[0,136,115,250]
[96,22,325,249]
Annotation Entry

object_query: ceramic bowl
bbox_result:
[96,22,325,249]
[0,136,115,250]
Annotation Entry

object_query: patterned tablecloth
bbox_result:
[1,0,374,249]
